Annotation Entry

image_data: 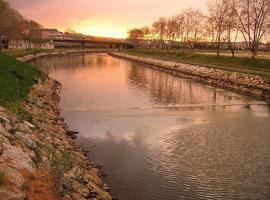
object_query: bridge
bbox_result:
[52,38,133,49]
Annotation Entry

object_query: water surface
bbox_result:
[32,54,270,200]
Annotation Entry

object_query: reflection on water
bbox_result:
[31,54,270,200]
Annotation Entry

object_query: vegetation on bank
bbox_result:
[123,49,270,79]
[0,0,41,45]
[46,147,75,196]
[128,0,270,58]
[1,49,54,58]
[0,53,40,119]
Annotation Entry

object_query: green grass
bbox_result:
[193,49,270,59]
[0,53,40,106]
[6,101,32,121]
[1,49,53,58]
[123,49,270,80]
[46,148,75,196]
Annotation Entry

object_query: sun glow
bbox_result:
[73,19,128,38]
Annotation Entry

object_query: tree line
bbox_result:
[0,0,41,44]
[128,0,270,57]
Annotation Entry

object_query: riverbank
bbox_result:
[0,53,113,199]
[122,49,270,79]
[16,49,118,63]
[110,52,270,103]
[2,48,118,61]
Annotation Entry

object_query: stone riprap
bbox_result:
[110,53,270,103]
[17,49,118,63]
[0,76,112,200]
[17,52,67,62]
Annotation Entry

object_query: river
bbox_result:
[31,53,270,200]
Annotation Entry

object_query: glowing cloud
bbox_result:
[71,18,130,38]
[7,0,207,38]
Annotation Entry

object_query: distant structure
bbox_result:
[29,28,59,41]
[0,36,9,49]
[7,27,132,50]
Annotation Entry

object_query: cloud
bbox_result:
[5,0,208,37]
[7,0,50,9]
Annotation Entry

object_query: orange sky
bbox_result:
[8,0,207,38]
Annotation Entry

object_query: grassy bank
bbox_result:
[123,49,270,79]
[1,49,54,58]
[0,53,40,107]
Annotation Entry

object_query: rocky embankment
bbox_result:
[17,52,68,62]
[0,76,112,200]
[110,53,270,103]
[17,49,118,63]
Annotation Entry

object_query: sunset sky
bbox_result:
[8,0,207,38]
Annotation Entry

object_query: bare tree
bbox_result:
[182,8,194,42]
[152,17,167,41]
[175,14,185,42]
[141,26,151,40]
[191,10,205,43]
[235,0,270,57]
[222,0,239,57]
[0,0,41,47]
[204,15,216,44]
[165,16,178,48]
[128,28,144,41]
[207,0,230,56]
[152,17,167,48]
[0,0,8,34]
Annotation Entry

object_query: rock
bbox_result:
[82,173,92,184]
[0,188,26,200]
[102,186,111,192]
[0,123,15,140]
[0,134,10,145]
[62,195,72,200]
[70,193,87,200]
[3,122,12,131]
[2,143,35,173]
[0,114,11,124]
[64,166,84,180]
[14,131,37,149]
[89,191,97,197]
[102,184,111,192]
[0,106,6,112]
[0,76,113,200]
[66,130,79,136]
[71,135,78,140]
[24,121,36,128]
[100,171,107,178]
[0,164,26,199]
[96,164,103,169]
[16,123,32,133]
[72,180,90,198]
[0,164,24,187]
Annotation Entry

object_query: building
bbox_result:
[40,28,61,40]
[1,36,9,49]
[30,28,62,41]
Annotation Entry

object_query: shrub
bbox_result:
[46,147,75,196]
[7,101,32,122]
